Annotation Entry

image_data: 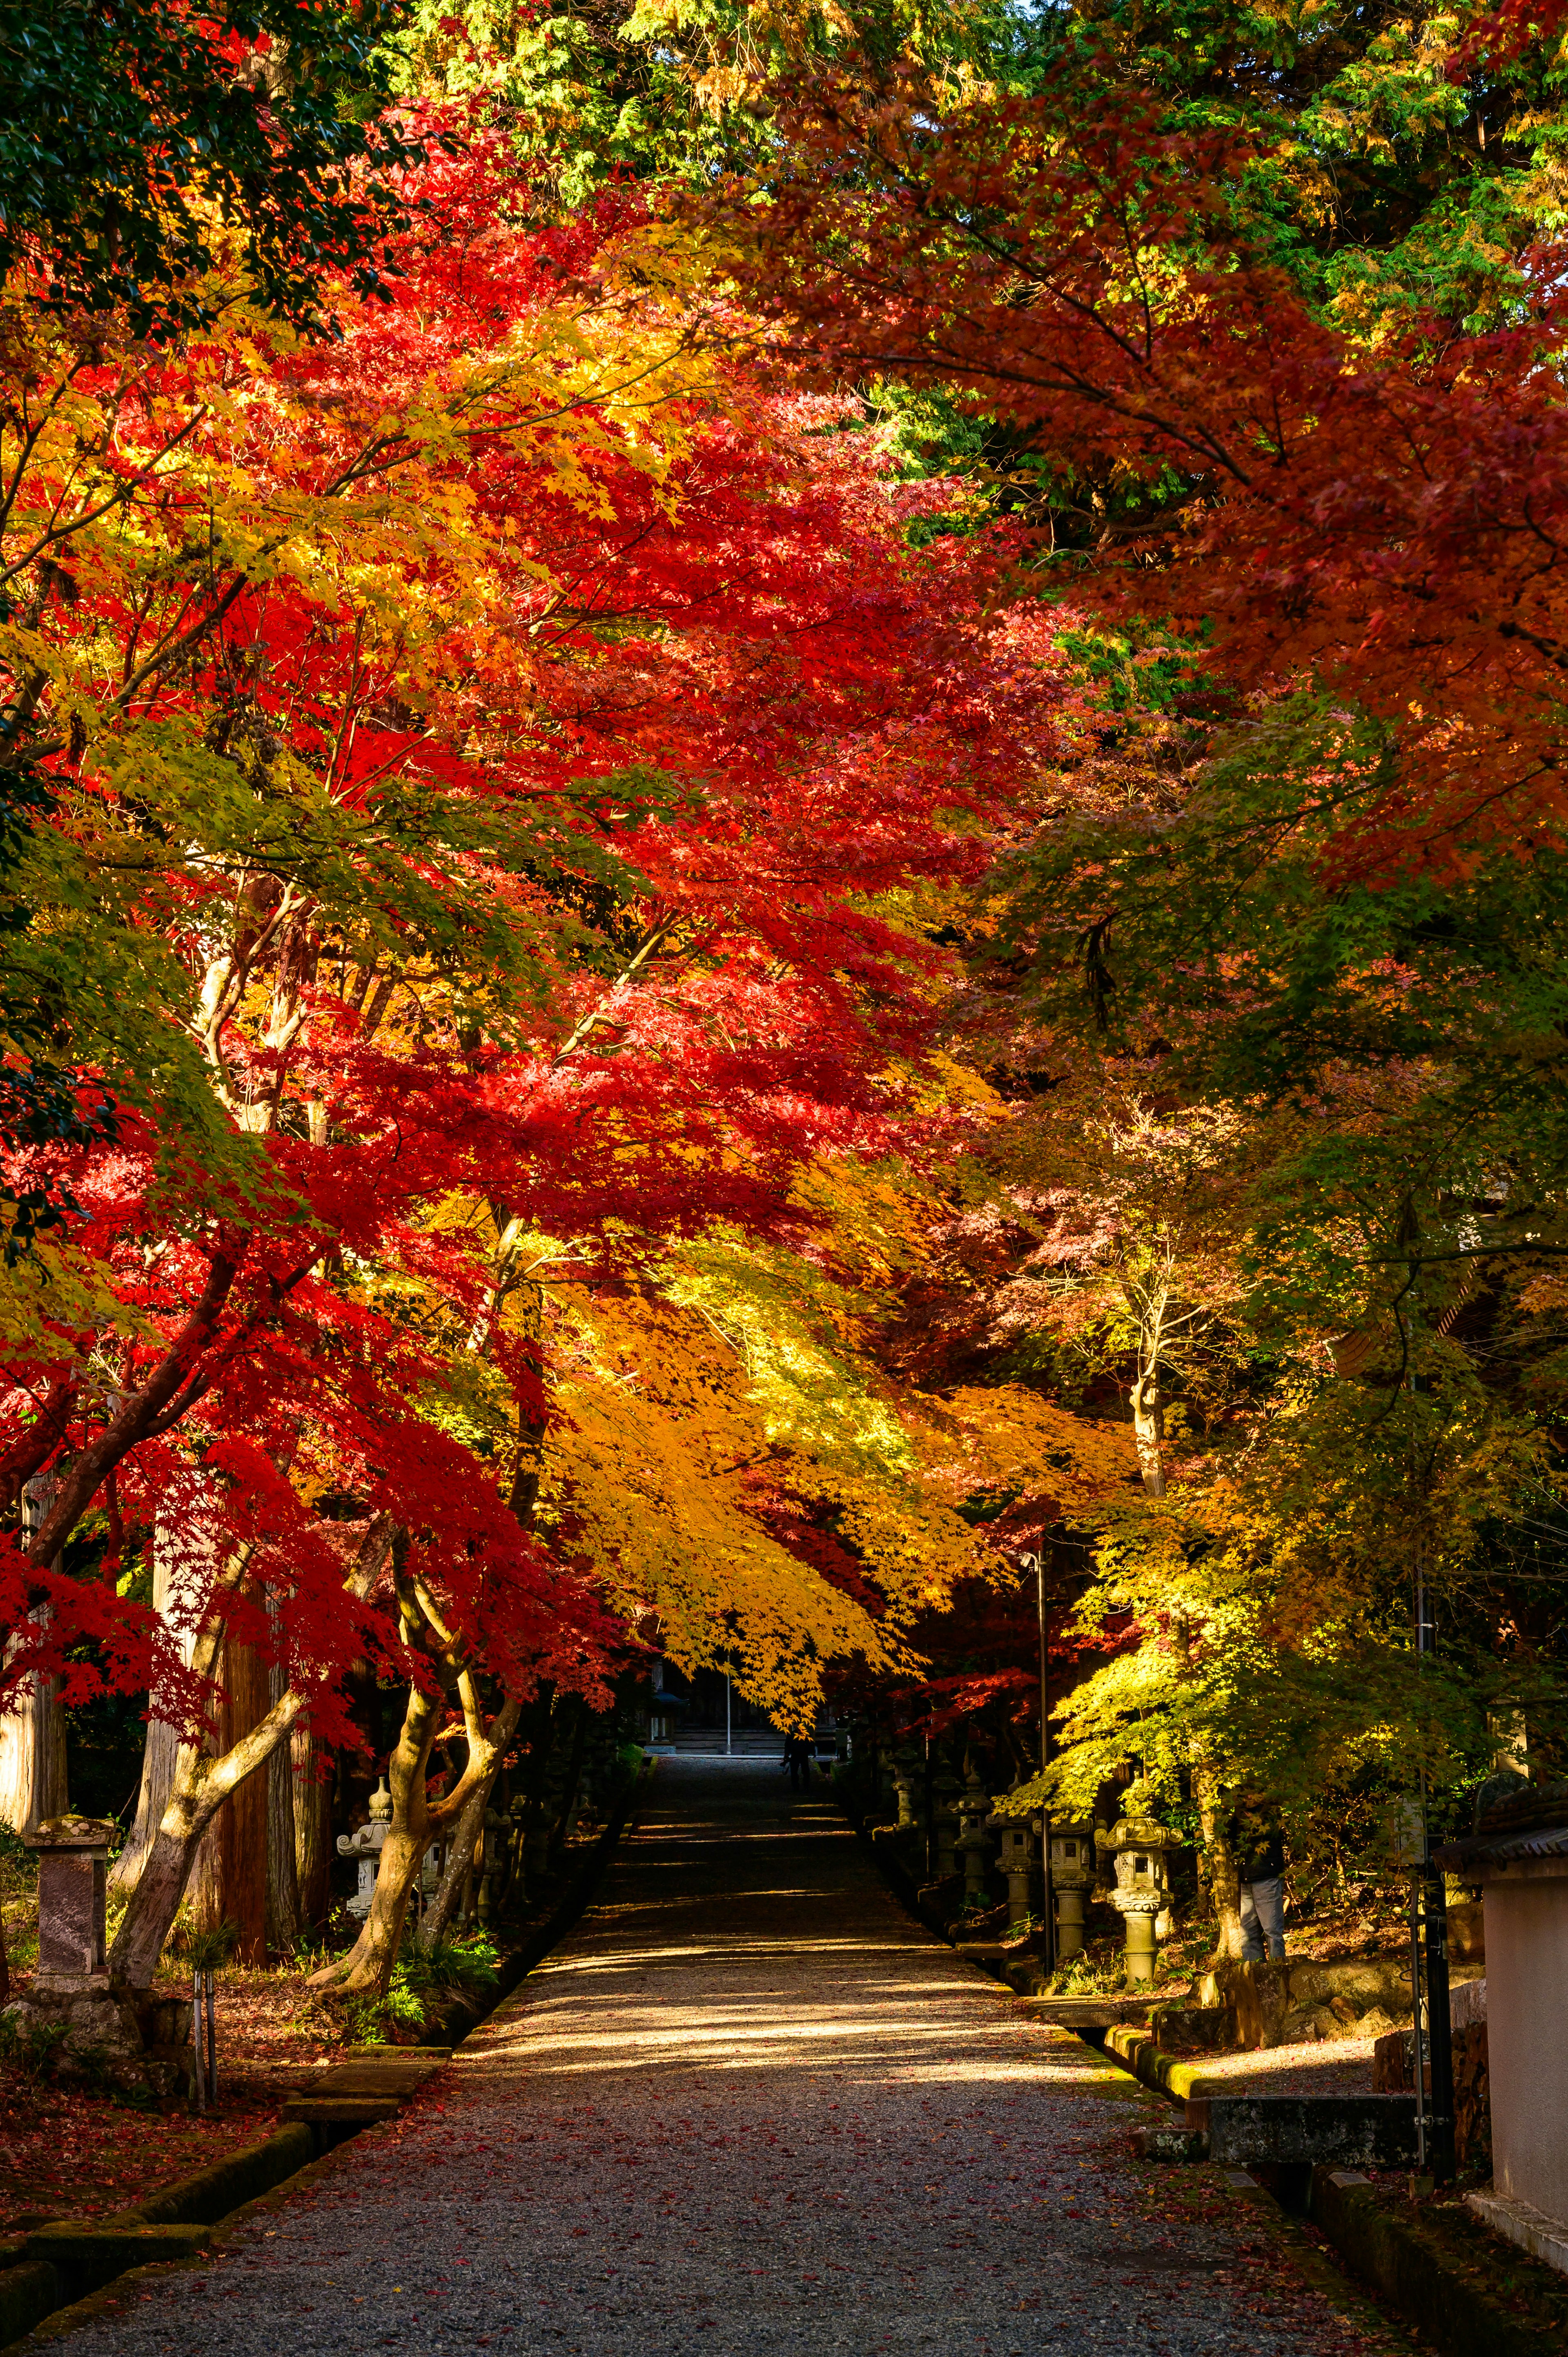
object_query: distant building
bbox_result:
[1437,1778,1568,2274]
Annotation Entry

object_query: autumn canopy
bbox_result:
[0,0,1564,1993]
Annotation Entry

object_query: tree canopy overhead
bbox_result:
[0,0,423,333]
[1,0,1566,1999]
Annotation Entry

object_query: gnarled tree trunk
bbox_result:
[419,1695,523,1949]
[108,1516,394,1989]
[313,1672,522,1994]
[1194,1761,1245,1962]
[1131,1365,1165,1499]
[109,1681,308,1989]
[112,1499,218,1894]
[310,1681,441,1995]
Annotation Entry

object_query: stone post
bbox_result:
[7,1815,168,2093]
[933,1771,963,1880]
[1098,1817,1179,1989]
[336,1777,391,1920]
[956,1768,993,1901]
[1049,1824,1094,1960]
[27,1815,114,1992]
[991,1809,1038,1926]
[1116,1894,1161,1986]
[892,1750,920,1832]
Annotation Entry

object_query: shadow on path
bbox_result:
[66,1757,1395,2357]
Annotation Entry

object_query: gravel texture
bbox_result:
[67,1759,1401,2357]
[1168,2038,1380,2101]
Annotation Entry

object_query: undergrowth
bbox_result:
[344,1928,501,2046]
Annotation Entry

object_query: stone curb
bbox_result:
[1101,2027,1563,2350]
[0,1768,648,2354]
[1308,2167,1565,2357]
[1104,2021,1213,2102]
[4,2130,374,2352]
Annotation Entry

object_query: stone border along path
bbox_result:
[53,1759,1406,2357]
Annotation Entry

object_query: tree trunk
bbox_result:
[292,1726,332,1929]
[111,1512,208,1895]
[108,1684,308,1990]
[310,1683,441,1995]
[106,1515,393,1989]
[1194,1762,1244,1961]
[0,1476,69,1835]
[0,1643,67,1835]
[419,1696,522,1950]
[265,1647,299,1953]
[220,1637,270,1961]
[111,1715,181,1897]
[1131,1365,1165,1498]
[548,1697,588,1852]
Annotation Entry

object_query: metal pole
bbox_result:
[725,1673,732,1757]
[1411,1551,1454,2183]
[1025,1551,1055,1973]
[191,1970,206,2114]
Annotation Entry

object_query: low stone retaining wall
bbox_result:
[1193,1949,1483,2049]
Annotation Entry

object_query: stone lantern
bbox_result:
[956,1767,994,1901]
[932,1770,964,1880]
[1098,1817,1179,1988]
[478,1804,508,1925]
[338,1776,392,1920]
[990,1807,1038,1926]
[26,1815,114,1994]
[1048,1822,1095,1961]
[891,1748,921,1833]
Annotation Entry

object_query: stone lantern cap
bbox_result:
[24,1815,117,1853]
[1097,1815,1180,1854]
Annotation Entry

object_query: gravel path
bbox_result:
[69,1759,1401,2357]
[1172,2038,1379,2101]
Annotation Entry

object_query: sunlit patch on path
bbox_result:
[66,1759,1397,2357]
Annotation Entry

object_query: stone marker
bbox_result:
[26,1814,114,1991]
[4,1815,181,2094]
[1048,1823,1094,1961]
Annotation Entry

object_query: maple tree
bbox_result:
[6,0,1567,2009]
[700,16,1568,879]
[0,0,423,335]
[0,106,1089,1991]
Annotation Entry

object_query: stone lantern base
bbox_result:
[2,1981,193,2100]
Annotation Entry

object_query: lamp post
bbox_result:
[1020,1550,1054,1971]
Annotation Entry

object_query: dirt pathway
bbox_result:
[65,1757,1399,2356]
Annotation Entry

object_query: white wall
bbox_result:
[1486,1872,1568,2224]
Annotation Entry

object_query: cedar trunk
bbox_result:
[265,1649,300,1952]
[292,1726,333,1927]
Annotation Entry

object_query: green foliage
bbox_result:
[344,1927,502,2044]
[0,1822,34,1883]
[394,0,1042,203]
[0,0,428,335]
[0,2012,68,2082]
[1007,0,1568,332]
[174,1918,242,1973]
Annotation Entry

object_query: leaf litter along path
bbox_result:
[68,1758,1402,2357]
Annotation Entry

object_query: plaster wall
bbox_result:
[1484,1871,1568,2226]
